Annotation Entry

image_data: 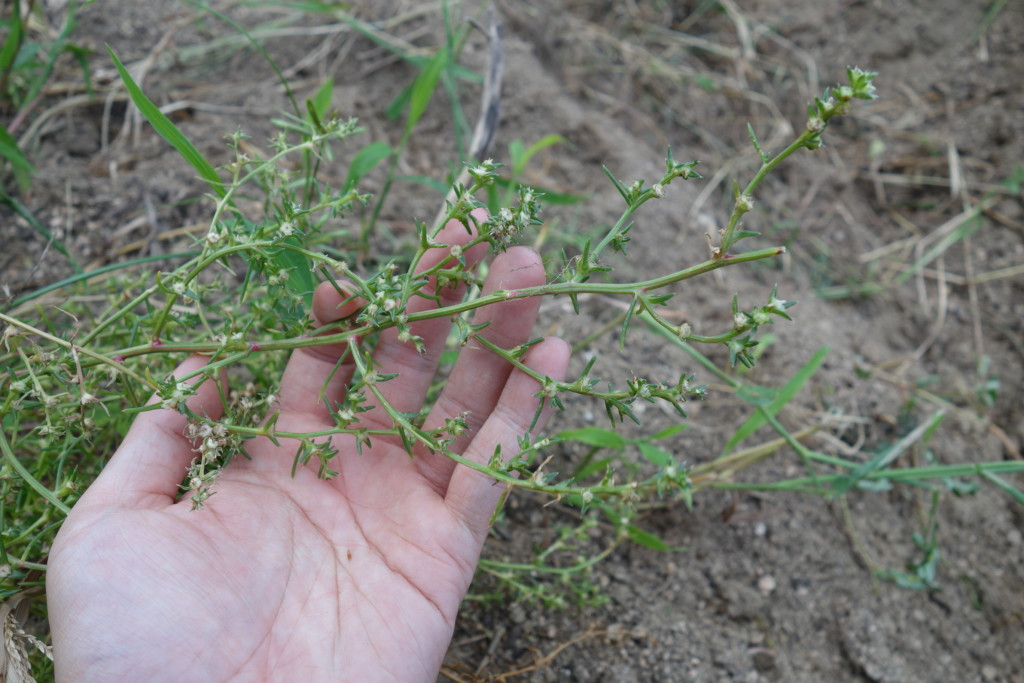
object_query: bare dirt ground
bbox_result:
[4,0,1023,681]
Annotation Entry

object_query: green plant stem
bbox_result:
[719,135,811,253]
[593,196,646,256]
[83,246,784,364]
[0,312,152,388]
[479,530,624,578]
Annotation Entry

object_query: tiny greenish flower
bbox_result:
[446,419,466,436]
[735,193,754,213]
[752,309,771,326]
[541,378,560,398]
[806,116,824,133]
[651,183,665,198]
[160,381,193,411]
[767,291,795,316]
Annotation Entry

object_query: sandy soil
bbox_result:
[3,0,1023,681]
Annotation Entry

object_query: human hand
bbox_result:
[46,218,569,682]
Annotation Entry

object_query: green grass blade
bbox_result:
[829,410,947,497]
[344,141,393,190]
[406,47,448,134]
[626,524,673,551]
[979,470,1024,505]
[0,0,24,77]
[558,427,627,449]
[512,134,567,176]
[7,250,202,310]
[310,77,334,121]
[107,46,224,198]
[0,428,70,515]
[722,346,829,454]
[0,126,33,194]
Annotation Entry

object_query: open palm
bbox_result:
[46,221,568,682]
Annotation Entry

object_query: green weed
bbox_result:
[1,3,1022,671]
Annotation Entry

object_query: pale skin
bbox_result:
[46,218,569,682]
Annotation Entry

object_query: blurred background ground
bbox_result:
[2,0,1022,681]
